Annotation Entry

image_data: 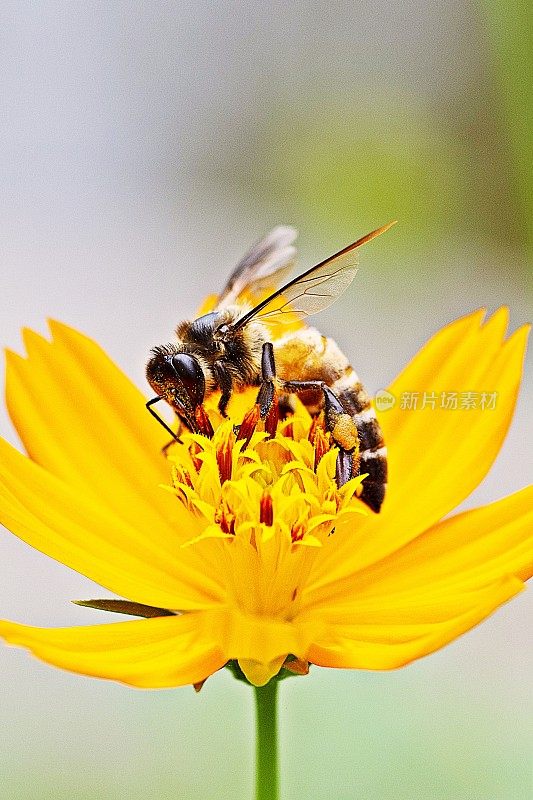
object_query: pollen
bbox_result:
[331,413,358,451]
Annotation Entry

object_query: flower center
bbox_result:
[163,397,367,619]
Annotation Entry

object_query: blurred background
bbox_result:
[0,2,531,798]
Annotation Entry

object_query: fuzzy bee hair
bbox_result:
[174,305,267,389]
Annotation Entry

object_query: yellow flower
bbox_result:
[0,309,531,688]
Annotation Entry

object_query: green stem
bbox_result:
[254,680,280,800]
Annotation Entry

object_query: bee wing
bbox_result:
[234,222,396,329]
[216,226,298,308]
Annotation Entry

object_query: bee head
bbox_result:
[146,347,206,430]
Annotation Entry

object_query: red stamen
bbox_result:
[236,404,261,448]
[174,464,194,489]
[259,489,273,526]
[291,522,305,543]
[195,405,214,439]
[189,442,203,473]
[283,420,294,439]
[216,428,235,485]
[214,501,236,535]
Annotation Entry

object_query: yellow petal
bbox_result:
[352,486,533,597]
[6,322,181,535]
[312,310,530,589]
[0,436,225,609]
[385,309,529,533]
[181,525,233,548]
[301,489,531,669]
[306,486,532,610]
[306,577,523,670]
[0,613,226,688]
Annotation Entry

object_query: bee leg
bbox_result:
[256,342,280,437]
[237,343,278,445]
[146,396,183,445]
[322,385,360,486]
[279,380,358,488]
[213,362,233,417]
[257,342,276,417]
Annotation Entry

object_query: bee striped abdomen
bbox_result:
[274,331,388,512]
[335,373,388,513]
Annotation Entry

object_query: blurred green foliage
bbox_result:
[481,0,533,257]
[244,100,468,245]
[205,11,532,274]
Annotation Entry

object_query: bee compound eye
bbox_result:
[169,354,205,406]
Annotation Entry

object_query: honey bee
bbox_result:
[146,222,395,512]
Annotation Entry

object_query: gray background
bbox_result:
[1,4,531,799]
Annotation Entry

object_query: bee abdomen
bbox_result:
[358,444,387,513]
[336,376,372,415]
[333,375,388,513]
[353,407,385,451]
